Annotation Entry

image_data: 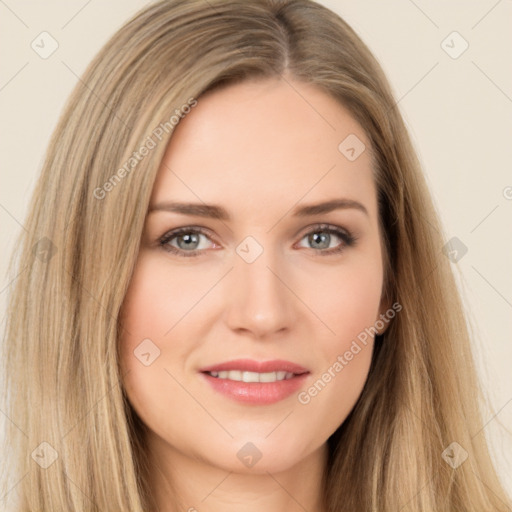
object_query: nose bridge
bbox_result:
[225,236,294,336]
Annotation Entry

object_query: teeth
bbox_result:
[208,370,295,382]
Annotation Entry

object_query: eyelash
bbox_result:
[158,224,357,258]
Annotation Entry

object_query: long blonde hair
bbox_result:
[1,0,510,510]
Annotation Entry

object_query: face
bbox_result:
[119,76,388,475]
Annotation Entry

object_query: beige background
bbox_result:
[1,0,511,497]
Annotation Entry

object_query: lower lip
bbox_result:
[200,372,309,405]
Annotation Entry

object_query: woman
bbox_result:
[1,0,510,510]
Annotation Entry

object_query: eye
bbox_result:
[296,224,357,255]
[158,223,357,258]
[159,227,217,257]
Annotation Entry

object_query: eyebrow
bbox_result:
[148,198,368,220]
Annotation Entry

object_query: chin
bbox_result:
[198,434,323,475]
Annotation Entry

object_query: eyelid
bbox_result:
[293,223,357,255]
[295,222,352,240]
[158,225,219,257]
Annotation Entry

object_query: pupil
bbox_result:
[178,233,199,250]
[310,232,330,249]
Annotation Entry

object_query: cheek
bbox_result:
[306,252,384,344]
[296,252,383,418]
[117,255,189,415]
[119,254,201,340]
[297,307,377,437]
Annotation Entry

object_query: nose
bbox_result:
[223,246,296,339]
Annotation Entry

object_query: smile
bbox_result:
[206,370,296,382]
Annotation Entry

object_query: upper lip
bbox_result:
[200,359,309,375]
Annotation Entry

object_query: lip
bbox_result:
[199,359,310,405]
[199,359,309,374]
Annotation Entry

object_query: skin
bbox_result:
[119,75,390,512]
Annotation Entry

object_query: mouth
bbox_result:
[199,359,310,405]
[205,370,299,383]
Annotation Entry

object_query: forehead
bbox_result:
[150,77,377,219]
